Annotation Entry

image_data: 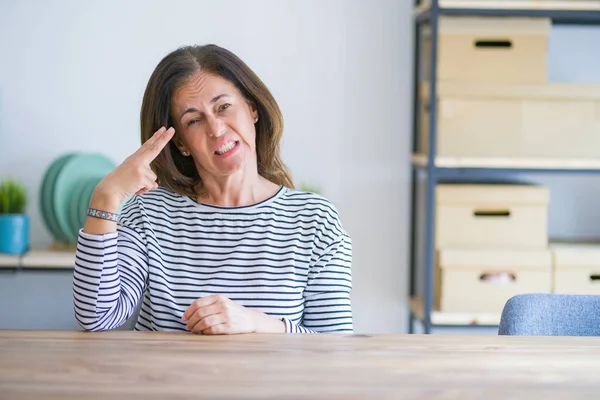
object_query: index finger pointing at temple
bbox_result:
[141,127,175,163]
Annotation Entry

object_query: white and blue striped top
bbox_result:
[73,186,353,333]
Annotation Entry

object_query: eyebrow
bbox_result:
[179,94,232,121]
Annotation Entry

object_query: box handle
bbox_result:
[590,274,600,282]
[474,209,510,218]
[480,272,516,284]
[474,39,512,49]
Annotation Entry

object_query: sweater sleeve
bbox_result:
[72,196,150,331]
[283,226,353,334]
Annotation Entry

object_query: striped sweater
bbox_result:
[73,186,353,333]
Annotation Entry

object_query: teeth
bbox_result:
[216,141,236,155]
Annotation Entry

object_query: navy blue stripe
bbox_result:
[151,237,314,252]
[141,200,338,226]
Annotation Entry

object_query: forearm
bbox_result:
[300,231,353,334]
[74,228,147,331]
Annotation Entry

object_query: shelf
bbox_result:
[418,0,600,11]
[410,297,501,327]
[21,249,75,269]
[415,0,600,24]
[0,248,75,270]
[411,154,600,174]
[0,253,20,268]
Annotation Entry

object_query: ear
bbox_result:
[247,100,258,122]
[167,114,187,154]
[174,138,190,156]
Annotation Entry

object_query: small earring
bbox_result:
[182,151,190,156]
[254,117,259,124]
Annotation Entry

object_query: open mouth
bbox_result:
[214,141,239,156]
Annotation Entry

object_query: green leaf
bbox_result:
[0,178,27,214]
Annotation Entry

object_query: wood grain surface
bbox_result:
[1,330,600,399]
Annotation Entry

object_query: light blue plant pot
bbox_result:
[0,215,29,255]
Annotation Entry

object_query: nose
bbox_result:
[206,115,226,138]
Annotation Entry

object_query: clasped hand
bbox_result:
[181,294,285,334]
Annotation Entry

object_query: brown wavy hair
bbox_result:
[140,44,294,198]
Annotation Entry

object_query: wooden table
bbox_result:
[1,331,600,399]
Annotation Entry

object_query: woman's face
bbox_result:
[171,72,259,179]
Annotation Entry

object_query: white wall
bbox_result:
[0,0,413,333]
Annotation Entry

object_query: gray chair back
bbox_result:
[498,293,600,336]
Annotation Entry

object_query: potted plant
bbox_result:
[0,179,29,255]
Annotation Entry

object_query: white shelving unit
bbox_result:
[416,0,600,13]
[409,0,600,334]
[411,154,600,170]
[0,248,75,269]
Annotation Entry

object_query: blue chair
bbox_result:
[498,293,600,336]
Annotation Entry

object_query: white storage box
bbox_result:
[420,82,600,159]
[434,247,553,313]
[436,184,549,248]
[423,16,550,84]
[551,243,600,295]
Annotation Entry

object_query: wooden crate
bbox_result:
[435,247,553,313]
[551,243,600,295]
[420,82,600,159]
[422,16,550,84]
[436,184,549,248]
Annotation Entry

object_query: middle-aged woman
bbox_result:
[73,44,353,334]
